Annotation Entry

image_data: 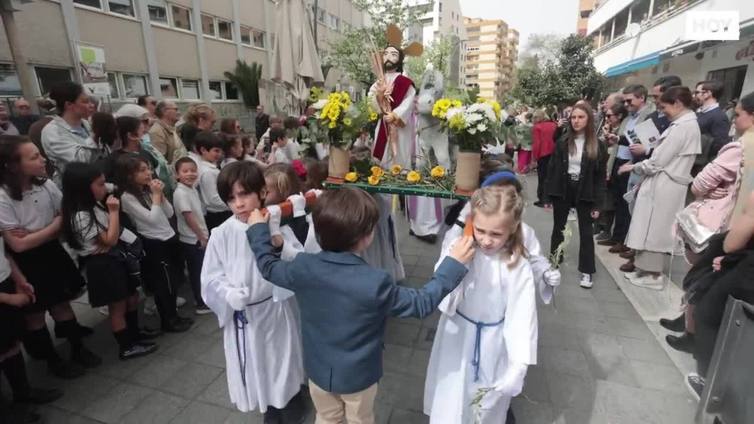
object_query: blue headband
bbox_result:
[481,171,518,187]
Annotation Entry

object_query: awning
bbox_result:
[603,51,661,78]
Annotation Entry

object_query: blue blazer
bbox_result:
[247,223,467,394]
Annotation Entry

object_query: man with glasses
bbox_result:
[10,98,40,135]
[149,100,186,167]
[694,80,731,163]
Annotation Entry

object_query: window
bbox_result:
[253,29,266,49]
[123,74,148,97]
[317,7,326,23]
[0,64,22,96]
[73,0,101,8]
[107,73,120,98]
[172,5,192,31]
[209,81,222,100]
[240,26,252,45]
[224,82,239,100]
[218,20,233,41]
[35,67,72,96]
[108,0,134,16]
[201,14,215,36]
[181,79,200,99]
[707,66,748,105]
[160,77,178,98]
[147,0,168,24]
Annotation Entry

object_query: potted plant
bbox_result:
[319,92,375,182]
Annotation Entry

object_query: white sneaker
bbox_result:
[143,297,157,316]
[623,271,640,280]
[628,274,665,290]
[176,296,187,308]
[579,273,593,289]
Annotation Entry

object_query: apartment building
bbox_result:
[0,0,364,115]
[404,0,467,86]
[463,17,519,103]
[587,0,754,103]
[577,0,598,36]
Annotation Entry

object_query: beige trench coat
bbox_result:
[625,110,701,253]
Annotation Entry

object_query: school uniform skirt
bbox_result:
[0,278,26,354]
[81,254,138,307]
[10,240,85,312]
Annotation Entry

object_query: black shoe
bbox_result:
[666,333,695,353]
[48,360,85,379]
[14,387,64,405]
[686,373,705,401]
[533,201,544,208]
[280,391,308,424]
[71,346,102,368]
[263,406,282,424]
[136,327,162,340]
[595,231,611,242]
[409,230,437,244]
[162,317,193,333]
[660,314,686,332]
[119,343,158,360]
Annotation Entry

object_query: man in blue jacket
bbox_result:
[247,187,474,424]
[695,79,731,162]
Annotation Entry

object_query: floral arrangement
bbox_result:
[318,91,377,149]
[343,164,453,192]
[432,98,504,152]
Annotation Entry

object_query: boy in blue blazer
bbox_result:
[247,187,474,424]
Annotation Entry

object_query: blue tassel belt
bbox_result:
[233,296,273,387]
[456,310,505,382]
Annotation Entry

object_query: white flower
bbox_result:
[446,107,463,120]
[468,127,477,135]
[477,124,488,132]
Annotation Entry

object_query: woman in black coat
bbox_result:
[546,102,607,289]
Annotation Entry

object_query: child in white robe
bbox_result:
[200,161,305,421]
[424,185,538,424]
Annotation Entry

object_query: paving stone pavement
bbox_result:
[9,175,698,423]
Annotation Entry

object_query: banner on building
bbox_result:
[685,11,740,41]
[77,44,111,96]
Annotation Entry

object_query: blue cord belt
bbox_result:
[233,296,273,387]
[456,310,505,382]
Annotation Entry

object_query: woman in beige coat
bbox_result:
[618,86,702,289]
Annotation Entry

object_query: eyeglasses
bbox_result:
[694,90,707,95]
[623,99,633,104]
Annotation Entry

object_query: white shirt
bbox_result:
[121,192,175,241]
[0,180,62,232]
[197,158,229,213]
[0,238,11,282]
[173,183,208,244]
[568,134,585,176]
[72,207,138,256]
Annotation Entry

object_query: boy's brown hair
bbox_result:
[217,161,265,203]
[313,187,379,252]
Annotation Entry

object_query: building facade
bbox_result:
[577,0,598,36]
[463,17,518,103]
[404,0,467,87]
[587,0,754,103]
[0,0,364,117]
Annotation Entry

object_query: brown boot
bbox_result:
[597,239,618,246]
[609,243,630,254]
[619,260,635,272]
[619,249,635,259]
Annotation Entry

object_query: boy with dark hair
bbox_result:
[269,127,292,164]
[201,161,307,422]
[695,79,731,160]
[247,187,475,424]
[195,131,231,230]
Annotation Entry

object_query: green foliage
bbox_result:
[224,60,262,108]
[405,35,457,83]
[518,33,562,70]
[511,34,605,108]
[323,0,426,87]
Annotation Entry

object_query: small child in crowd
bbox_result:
[173,157,210,315]
[0,135,100,379]
[195,131,232,230]
[116,155,193,333]
[268,127,291,165]
[424,186,538,423]
[201,161,306,421]
[221,134,244,169]
[247,187,475,424]
[61,162,158,359]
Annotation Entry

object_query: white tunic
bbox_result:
[200,217,304,413]
[360,194,405,281]
[424,241,538,423]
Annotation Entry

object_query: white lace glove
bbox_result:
[225,287,250,311]
[494,362,528,398]
[544,268,561,287]
[266,205,282,236]
[289,194,306,217]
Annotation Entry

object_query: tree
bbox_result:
[518,33,562,70]
[511,34,604,107]
[224,60,262,108]
[322,0,426,87]
[405,35,456,83]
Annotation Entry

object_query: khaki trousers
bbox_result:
[308,380,378,424]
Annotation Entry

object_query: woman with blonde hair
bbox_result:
[183,103,216,131]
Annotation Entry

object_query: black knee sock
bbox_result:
[55,319,83,353]
[0,351,31,400]
[112,329,133,351]
[125,310,139,340]
[22,328,61,363]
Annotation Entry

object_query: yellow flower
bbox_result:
[430,166,445,178]
[368,175,380,185]
[448,113,466,131]
[390,164,402,175]
[370,166,385,177]
[406,170,421,183]
[369,112,378,122]
[344,172,358,183]
[328,121,337,129]
[343,117,352,127]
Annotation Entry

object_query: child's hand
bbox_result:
[199,235,209,250]
[544,268,561,287]
[105,195,120,213]
[247,208,269,226]
[15,280,35,303]
[712,255,724,272]
[449,236,475,264]
[2,293,31,307]
[149,179,164,195]
[271,235,284,248]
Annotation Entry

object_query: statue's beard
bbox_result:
[383,60,399,71]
